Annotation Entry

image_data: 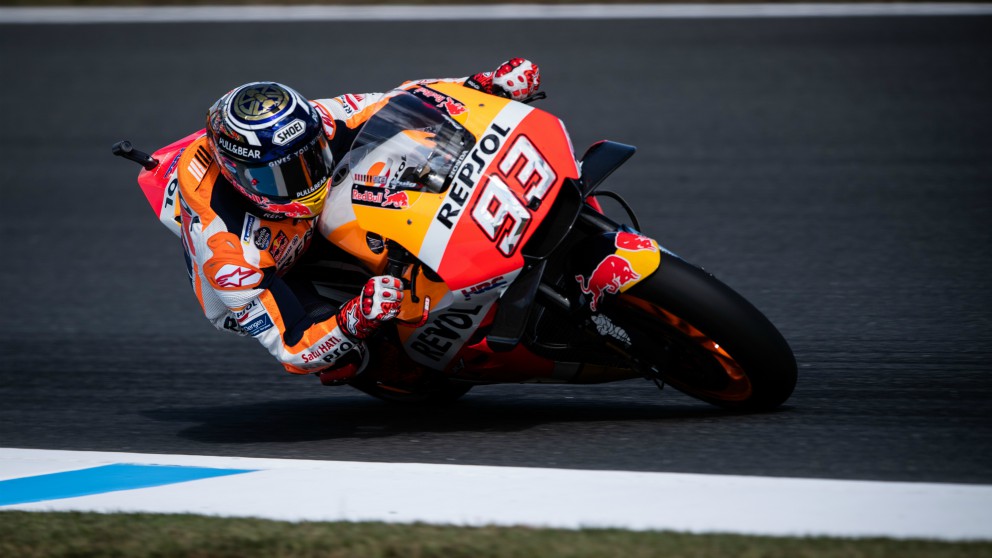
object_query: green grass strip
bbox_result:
[2,511,991,558]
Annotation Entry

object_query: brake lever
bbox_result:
[397,296,431,328]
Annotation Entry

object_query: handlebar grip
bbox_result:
[112,140,159,171]
[384,240,409,278]
[386,258,405,277]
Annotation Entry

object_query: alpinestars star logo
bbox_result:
[214,265,262,289]
[344,304,362,337]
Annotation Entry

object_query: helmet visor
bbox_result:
[220,134,334,201]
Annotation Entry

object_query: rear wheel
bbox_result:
[600,255,796,411]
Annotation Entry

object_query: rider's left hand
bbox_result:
[337,275,404,340]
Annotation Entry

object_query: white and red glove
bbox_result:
[468,58,541,102]
[337,275,404,340]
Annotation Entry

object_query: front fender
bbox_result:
[570,228,661,312]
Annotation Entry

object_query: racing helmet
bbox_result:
[206,82,334,219]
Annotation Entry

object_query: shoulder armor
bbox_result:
[177,138,219,201]
[176,137,224,227]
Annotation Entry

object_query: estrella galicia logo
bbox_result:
[233,84,291,123]
[254,227,272,250]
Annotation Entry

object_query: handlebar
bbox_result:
[112,140,159,170]
[384,240,409,278]
[521,92,547,104]
[383,240,432,328]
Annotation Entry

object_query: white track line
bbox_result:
[1,4,991,24]
[2,448,992,540]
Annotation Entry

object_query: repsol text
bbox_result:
[436,122,511,230]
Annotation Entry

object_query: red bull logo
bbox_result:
[444,99,467,116]
[266,200,312,218]
[575,254,641,311]
[382,190,410,208]
[615,231,656,251]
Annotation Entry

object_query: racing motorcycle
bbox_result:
[114,82,797,411]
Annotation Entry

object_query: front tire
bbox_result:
[601,254,797,411]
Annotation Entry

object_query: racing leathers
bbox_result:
[176,62,541,379]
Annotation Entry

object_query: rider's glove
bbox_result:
[336,275,404,340]
[467,58,541,102]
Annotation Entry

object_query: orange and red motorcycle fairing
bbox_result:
[136,130,203,237]
[321,85,583,290]
[317,84,659,379]
[119,81,796,411]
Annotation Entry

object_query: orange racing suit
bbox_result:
[176,76,491,376]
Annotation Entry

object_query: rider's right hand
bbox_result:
[491,58,541,101]
[467,58,541,102]
[337,276,405,340]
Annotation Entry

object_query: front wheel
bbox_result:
[600,254,797,411]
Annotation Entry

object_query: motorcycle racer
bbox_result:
[176,59,541,385]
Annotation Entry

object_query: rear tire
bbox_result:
[601,254,797,411]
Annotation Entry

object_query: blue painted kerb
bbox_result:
[0,464,256,506]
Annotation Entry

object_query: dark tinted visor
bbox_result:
[220,134,334,200]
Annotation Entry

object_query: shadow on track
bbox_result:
[140,393,770,445]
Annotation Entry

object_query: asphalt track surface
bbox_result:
[1,15,991,486]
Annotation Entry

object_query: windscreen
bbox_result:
[332,91,475,194]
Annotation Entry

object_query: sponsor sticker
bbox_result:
[382,190,409,208]
[354,173,390,187]
[222,316,244,335]
[335,94,365,116]
[591,314,632,348]
[436,120,512,230]
[253,227,271,250]
[241,314,274,336]
[320,341,355,364]
[233,300,263,324]
[241,214,256,245]
[614,231,656,251]
[460,276,507,300]
[270,231,290,261]
[351,187,411,210]
[273,119,306,146]
[410,304,484,363]
[575,255,640,312]
[410,86,468,117]
[216,136,261,160]
[301,335,347,364]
